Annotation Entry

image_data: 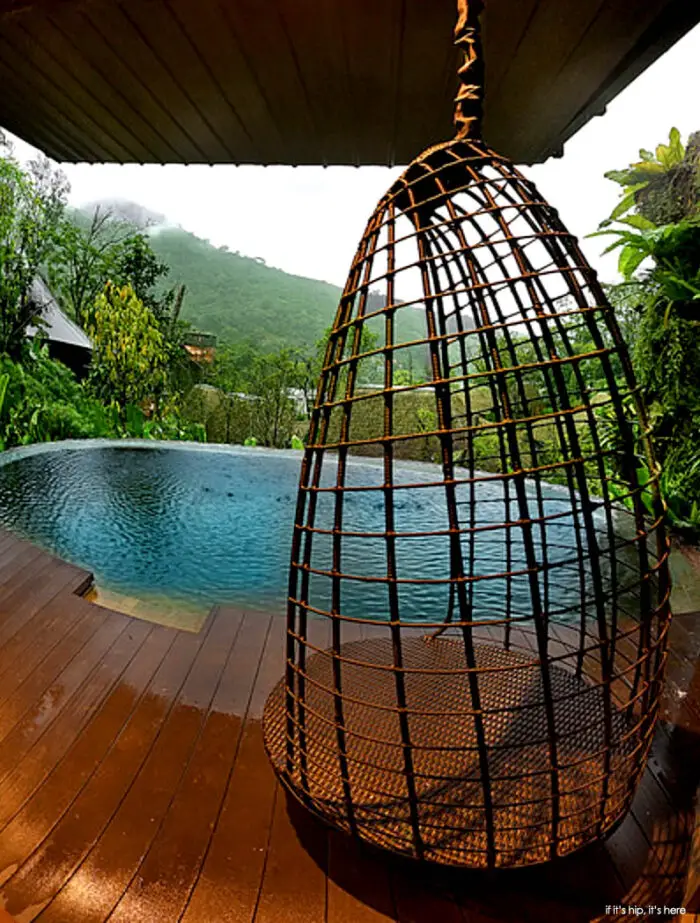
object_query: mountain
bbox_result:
[74,201,429,357]
[80,199,167,230]
[149,227,345,350]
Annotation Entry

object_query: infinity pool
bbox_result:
[0,441,603,622]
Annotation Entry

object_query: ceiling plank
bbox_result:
[214,0,318,164]
[0,0,697,165]
[517,0,669,156]
[167,0,281,163]
[0,24,128,161]
[22,12,163,162]
[51,4,197,163]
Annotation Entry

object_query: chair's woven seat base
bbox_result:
[263,635,640,868]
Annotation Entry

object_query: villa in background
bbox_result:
[25,278,93,378]
[183,331,217,365]
[25,282,217,378]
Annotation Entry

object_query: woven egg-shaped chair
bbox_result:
[263,0,671,869]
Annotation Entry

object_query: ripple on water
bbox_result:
[0,442,609,623]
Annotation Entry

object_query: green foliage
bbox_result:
[49,208,127,328]
[0,343,108,447]
[0,372,9,451]
[601,128,699,228]
[595,129,700,538]
[140,227,429,357]
[603,129,685,200]
[88,282,167,410]
[0,155,67,357]
[208,341,260,395]
[110,400,205,442]
[0,342,204,450]
[111,231,169,318]
[247,348,304,448]
[51,207,176,331]
[195,326,389,448]
[592,220,700,318]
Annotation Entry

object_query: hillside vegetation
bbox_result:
[74,202,427,353]
[150,228,344,349]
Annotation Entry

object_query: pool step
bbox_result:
[84,585,210,633]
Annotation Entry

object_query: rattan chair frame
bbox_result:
[263,0,671,869]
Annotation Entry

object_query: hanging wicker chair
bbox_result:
[262,0,671,869]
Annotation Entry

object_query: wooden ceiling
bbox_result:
[0,0,697,166]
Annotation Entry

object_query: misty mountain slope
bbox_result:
[150,228,346,349]
[73,202,429,354]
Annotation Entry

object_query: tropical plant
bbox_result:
[600,127,698,227]
[50,208,179,332]
[593,220,700,322]
[592,128,700,538]
[0,342,110,447]
[88,282,167,412]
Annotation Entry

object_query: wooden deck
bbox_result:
[0,529,697,922]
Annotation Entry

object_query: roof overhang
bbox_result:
[0,0,697,166]
[26,278,93,350]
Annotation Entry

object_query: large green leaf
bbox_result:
[669,127,685,163]
[618,214,656,231]
[609,186,643,221]
[618,245,648,279]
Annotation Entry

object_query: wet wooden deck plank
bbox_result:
[0,555,84,650]
[179,613,280,923]
[252,618,333,923]
[0,530,694,923]
[145,610,274,923]
[0,617,153,800]
[0,617,219,919]
[254,790,328,923]
[0,560,100,692]
[0,537,46,587]
[0,608,138,774]
[100,608,246,922]
[0,626,195,913]
[326,830,397,923]
[0,622,170,831]
[390,867,466,923]
[0,546,53,605]
[0,601,110,737]
[20,627,179,921]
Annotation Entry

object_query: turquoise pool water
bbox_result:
[0,441,601,622]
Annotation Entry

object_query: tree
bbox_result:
[110,230,170,320]
[298,325,381,417]
[51,210,196,393]
[50,208,174,330]
[88,282,167,411]
[49,208,133,329]
[26,154,70,231]
[249,347,304,447]
[207,341,258,395]
[0,154,67,358]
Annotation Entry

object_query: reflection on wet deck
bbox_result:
[0,530,697,922]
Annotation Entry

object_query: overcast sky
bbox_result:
[5,20,700,289]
